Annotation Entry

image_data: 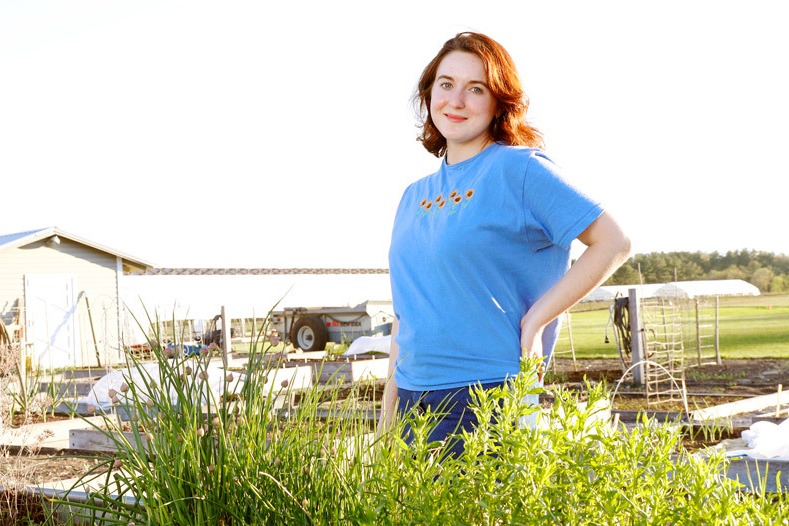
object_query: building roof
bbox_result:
[584,279,760,302]
[135,267,390,276]
[654,279,760,299]
[0,227,154,274]
[583,283,663,302]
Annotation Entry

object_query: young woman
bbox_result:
[379,32,631,457]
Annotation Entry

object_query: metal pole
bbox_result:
[629,287,644,385]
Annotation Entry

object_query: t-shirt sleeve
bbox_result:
[522,152,603,250]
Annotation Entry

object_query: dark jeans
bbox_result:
[397,381,504,458]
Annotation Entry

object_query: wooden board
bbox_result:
[69,428,149,453]
[692,390,789,421]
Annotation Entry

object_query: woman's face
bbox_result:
[430,50,497,162]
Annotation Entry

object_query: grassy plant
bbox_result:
[1,487,48,525]
[686,416,733,447]
[1,437,81,524]
[6,365,54,424]
[0,343,17,427]
[51,306,376,524]
[46,312,789,525]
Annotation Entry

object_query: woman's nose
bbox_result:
[448,89,465,108]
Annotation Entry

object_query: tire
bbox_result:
[290,316,329,352]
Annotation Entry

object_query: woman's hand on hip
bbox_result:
[519,319,544,361]
[520,315,545,380]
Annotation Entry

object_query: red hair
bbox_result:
[413,32,544,157]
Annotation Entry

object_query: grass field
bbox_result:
[562,293,789,361]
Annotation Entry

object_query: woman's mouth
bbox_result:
[445,113,466,123]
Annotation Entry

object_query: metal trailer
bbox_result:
[270,300,394,352]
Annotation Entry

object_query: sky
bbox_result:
[2,0,788,277]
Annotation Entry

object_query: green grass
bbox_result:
[561,309,618,359]
[564,293,789,360]
[717,305,789,358]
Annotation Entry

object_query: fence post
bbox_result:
[629,287,644,385]
[221,305,230,370]
[695,298,702,366]
[715,295,722,365]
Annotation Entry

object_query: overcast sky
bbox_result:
[3,0,788,271]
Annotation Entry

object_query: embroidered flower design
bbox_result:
[417,188,475,216]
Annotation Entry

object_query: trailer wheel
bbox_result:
[290,316,329,352]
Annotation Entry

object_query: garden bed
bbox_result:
[3,356,789,523]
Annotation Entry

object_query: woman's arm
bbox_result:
[520,211,632,361]
[377,316,400,436]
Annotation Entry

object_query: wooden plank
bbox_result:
[692,389,789,421]
[314,358,388,384]
[0,416,106,449]
[69,429,149,453]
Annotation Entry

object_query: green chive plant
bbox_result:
[7,364,59,424]
[51,306,378,524]
[50,308,789,525]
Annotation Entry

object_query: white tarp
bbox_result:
[726,419,789,460]
[84,362,245,410]
[343,335,391,356]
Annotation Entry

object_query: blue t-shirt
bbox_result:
[388,144,603,391]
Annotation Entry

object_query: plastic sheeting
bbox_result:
[83,362,245,411]
[726,419,789,460]
[343,335,391,356]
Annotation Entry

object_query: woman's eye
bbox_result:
[440,82,453,89]
[470,86,484,94]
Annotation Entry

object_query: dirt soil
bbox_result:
[552,357,789,397]
[1,449,107,487]
[2,358,788,492]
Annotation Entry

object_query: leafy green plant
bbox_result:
[364,366,789,525]
[49,311,789,525]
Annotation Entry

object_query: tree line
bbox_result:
[604,249,789,292]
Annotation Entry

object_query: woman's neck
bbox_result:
[445,137,492,165]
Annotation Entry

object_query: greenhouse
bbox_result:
[585,279,760,302]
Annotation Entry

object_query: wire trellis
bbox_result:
[640,297,687,406]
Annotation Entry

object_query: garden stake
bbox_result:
[84,295,102,367]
